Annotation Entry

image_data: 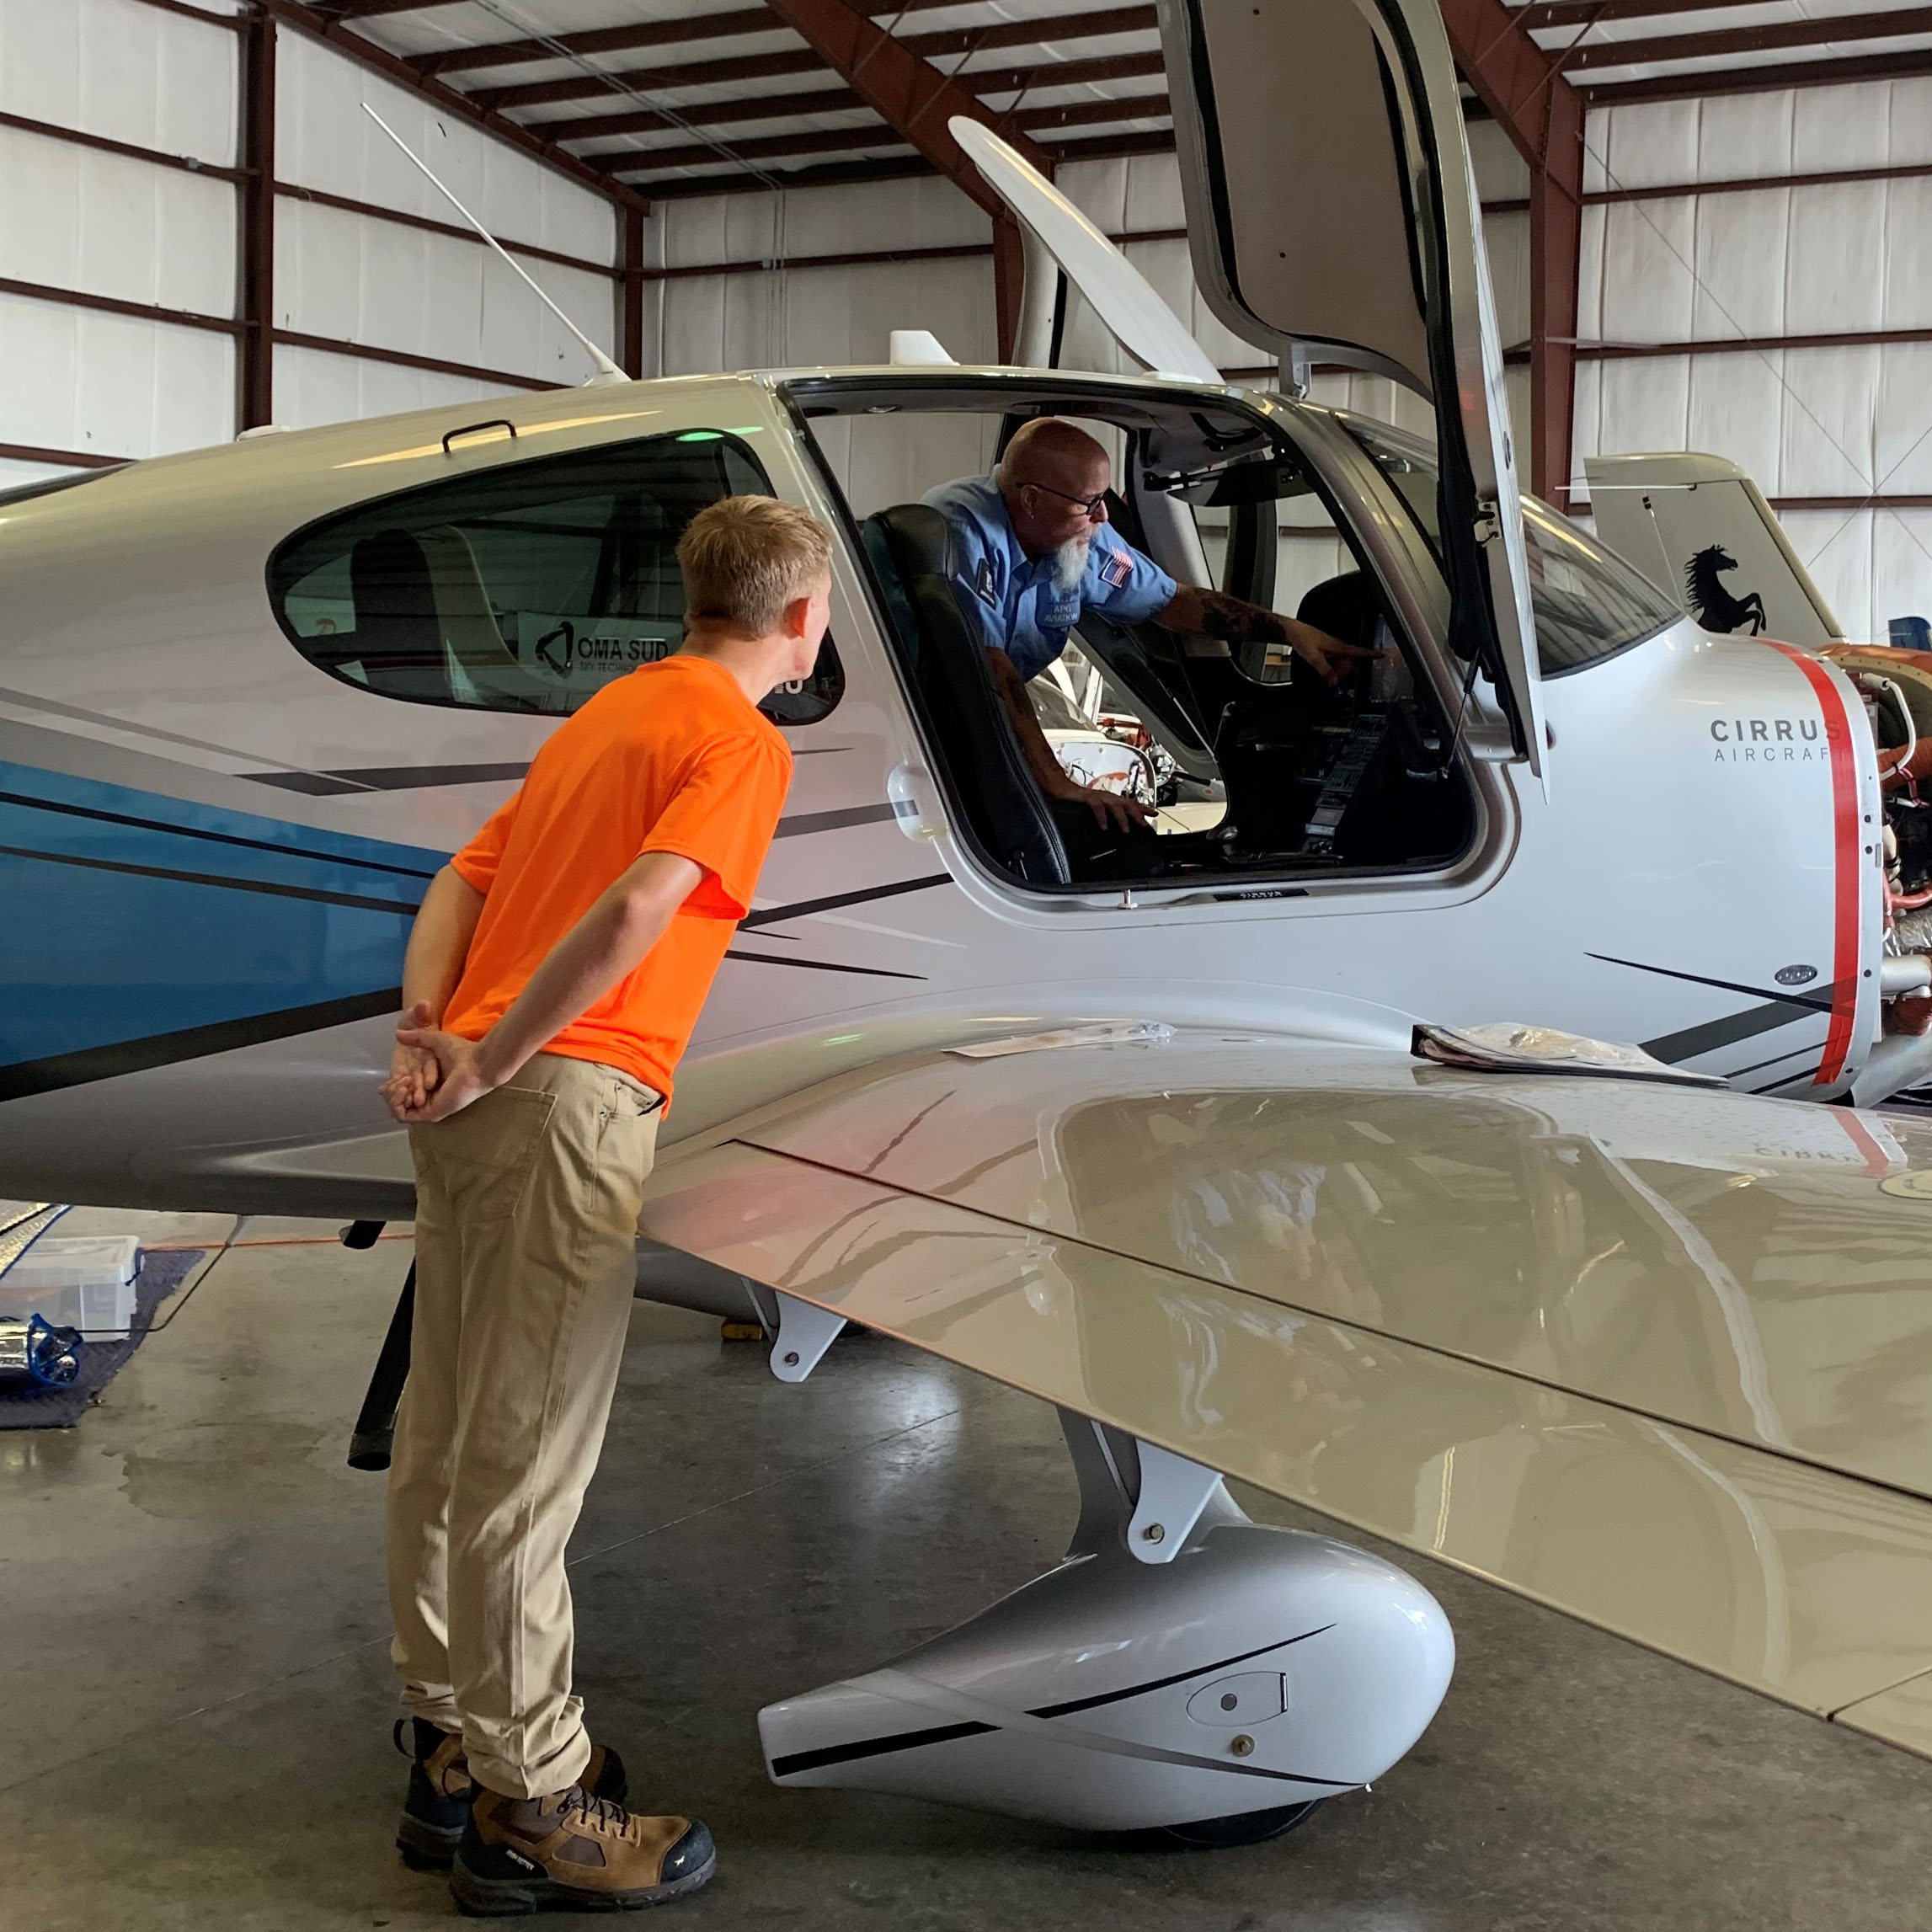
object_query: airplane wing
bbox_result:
[638,1029,1932,1758]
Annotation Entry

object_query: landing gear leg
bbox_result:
[348,1257,415,1473]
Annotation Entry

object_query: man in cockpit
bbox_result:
[925,417,1363,833]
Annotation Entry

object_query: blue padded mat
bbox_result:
[0,1247,203,1429]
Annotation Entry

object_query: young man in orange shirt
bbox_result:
[378,494,830,1915]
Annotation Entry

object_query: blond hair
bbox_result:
[676,494,832,637]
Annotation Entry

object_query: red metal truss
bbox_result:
[238,8,277,429]
[1439,0,1585,509]
[759,0,1055,359]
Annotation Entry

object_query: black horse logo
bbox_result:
[1684,545,1768,636]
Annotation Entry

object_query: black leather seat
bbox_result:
[863,504,1073,885]
[344,529,454,699]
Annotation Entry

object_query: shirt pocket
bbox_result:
[417,1084,557,1227]
[1039,593,1081,633]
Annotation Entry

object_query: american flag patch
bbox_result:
[1100,548,1134,590]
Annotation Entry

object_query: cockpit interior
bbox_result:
[793,379,1478,894]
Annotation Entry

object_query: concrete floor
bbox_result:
[5,1220,1932,1931]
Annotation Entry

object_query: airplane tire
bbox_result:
[1160,1799,1324,1849]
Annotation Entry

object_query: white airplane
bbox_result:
[5,0,1932,1849]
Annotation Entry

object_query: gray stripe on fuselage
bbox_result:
[0,684,350,787]
[1642,999,1817,1065]
[244,763,531,795]
[774,803,897,838]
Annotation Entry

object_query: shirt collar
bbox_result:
[982,476,1063,585]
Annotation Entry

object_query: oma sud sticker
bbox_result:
[1775,963,1818,986]
[1880,1171,1932,1203]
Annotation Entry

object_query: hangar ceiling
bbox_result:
[297,0,1932,202]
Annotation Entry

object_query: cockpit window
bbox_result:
[1343,419,1682,677]
[791,378,1477,895]
[268,430,843,725]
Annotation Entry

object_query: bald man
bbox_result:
[924,419,1362,833]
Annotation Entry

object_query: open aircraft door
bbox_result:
[1155,0,1547,794]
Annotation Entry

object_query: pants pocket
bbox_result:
[416,1085,557,1227]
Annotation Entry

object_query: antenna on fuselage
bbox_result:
[361,105,628,388]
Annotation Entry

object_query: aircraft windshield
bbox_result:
[1342,419,1682,677]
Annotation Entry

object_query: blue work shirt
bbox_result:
[921,472,1177,681]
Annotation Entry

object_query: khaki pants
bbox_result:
[387,1051,660,1799]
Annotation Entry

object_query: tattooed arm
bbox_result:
[1152,584,1367,686]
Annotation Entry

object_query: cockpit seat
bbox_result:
[346,525,521,706]
[1296,569,1383,654]
[863,504,1072,886]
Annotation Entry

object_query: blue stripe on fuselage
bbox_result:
[0,761,452,1070]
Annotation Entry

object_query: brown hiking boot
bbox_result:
[451,1785,715,1916]
[392,1719,627,1871]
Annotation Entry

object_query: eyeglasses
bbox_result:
[1024,481,1109,520]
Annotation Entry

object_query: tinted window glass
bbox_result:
[1344,421,1681,676]
[269,430,843,723]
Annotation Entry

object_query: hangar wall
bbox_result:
[0,0,616,490]
[8,1,1926,645]
[643,124,1529,457]
[1572,76,1932,648]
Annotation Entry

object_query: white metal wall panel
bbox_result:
[271,343,503,433]
[660,174,990,269]
[1588,77,1932,195]
[0,294,232,459]
[659,253,995,376]
[1577,82,1932,639]
[812,411,1003,521]
[275,195,613,384]
[0,0,237,168]
[1876,339,1932,493]
[1468,120,1532,202]
[653,179,993,377]
[1884,174,1932,331]
[0,456,87,489]
[0,0,237,462]
[649,144,1533,482]
[276,29,612,268]
[0,122,235,320]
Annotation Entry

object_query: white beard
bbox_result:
[1051,535,1091,596]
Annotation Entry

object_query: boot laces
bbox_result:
[562,1786,629,1834]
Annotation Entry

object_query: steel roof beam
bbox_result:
[633,125,1177,198]
[412,0,960,79]
[1517,0,1791,21]
[544,57,1167,146]
[1555,5,1932,69]
[472,12,1161,114]
[588,93,1166,176]
[318,0,472,17]
[477,47,829,113]
[1588,41,1932,101]
[547,87,867,143]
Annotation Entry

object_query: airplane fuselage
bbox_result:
[0,369,1882,1220]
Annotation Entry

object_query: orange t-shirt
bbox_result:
[442,654,791,1103]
